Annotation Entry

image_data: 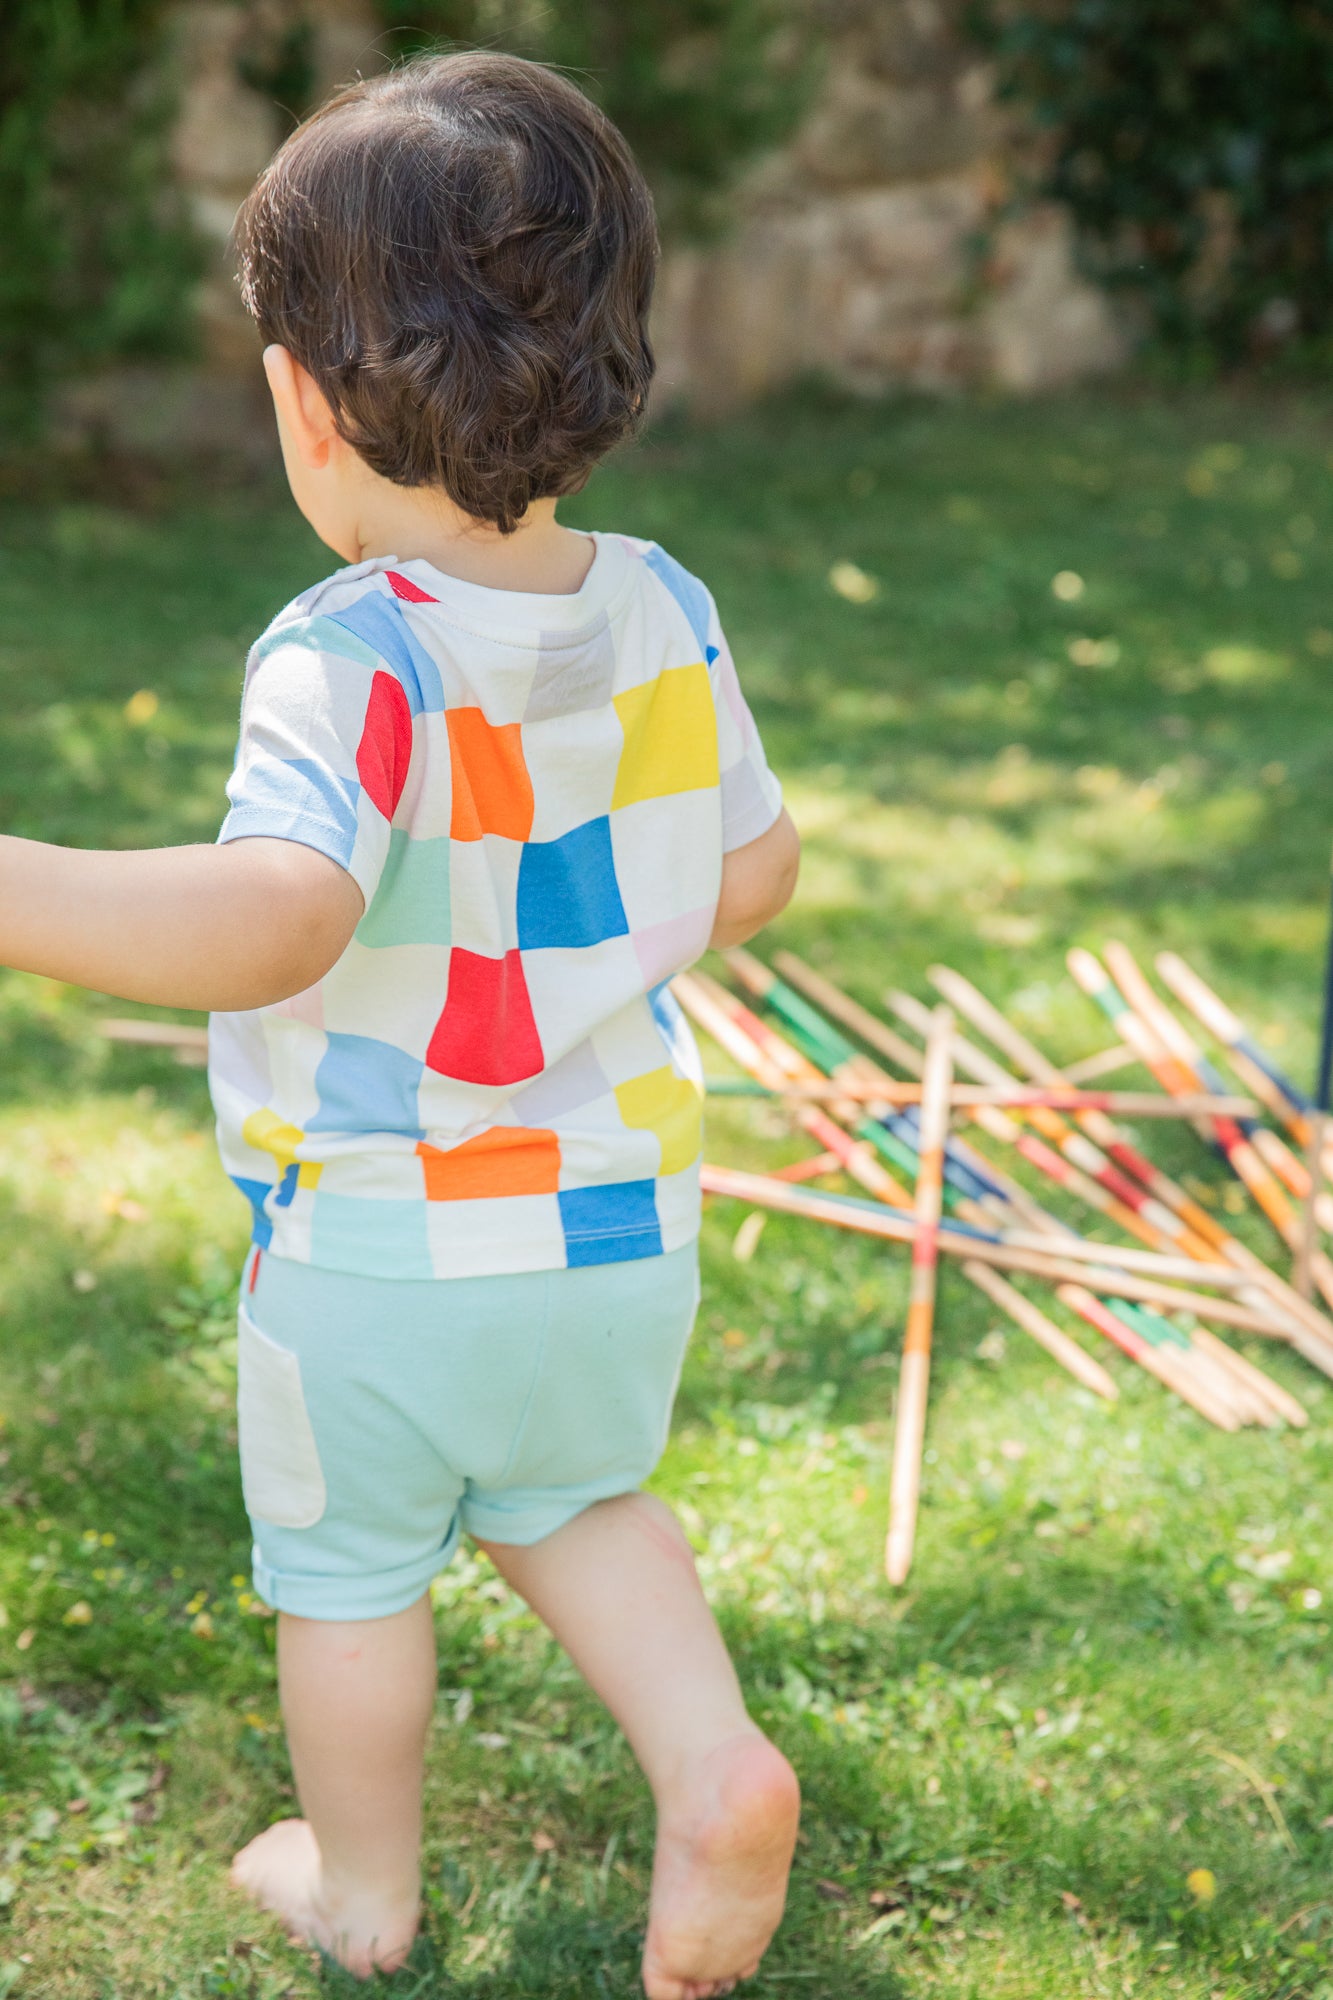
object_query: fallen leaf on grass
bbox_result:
[732,1212,766,1263]
[62,1601,93,1627]
[1060,1890,1082,1912]
[828,561,880,605]
[816,1879,849,1902]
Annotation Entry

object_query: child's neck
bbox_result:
[338,489,595,596]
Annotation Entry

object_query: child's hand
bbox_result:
[709,808,800,951]
[0,834,362,1011]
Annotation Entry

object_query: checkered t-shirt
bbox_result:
[209,534,783,1279]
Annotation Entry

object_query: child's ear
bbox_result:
[262,345,338,471]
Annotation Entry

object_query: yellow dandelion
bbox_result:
[124,689,160,726]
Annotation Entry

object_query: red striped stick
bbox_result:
[900,982,1270,1424]
[1104,944,1325,1215]
[924,968,1218,1263]
[885,1005,952,1584]
[1102,942,1295,1223]
[1098,943,1333,1302]
[697,1164,1307,1328]
[674,971,913,1208]
[1055,1286,1241,1431]
[717,956,1134,1396]
[766,951,1330,1394]
[1155,951,1317,1146]
[919,959,1333,1371]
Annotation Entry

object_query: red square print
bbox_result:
[356,670,413,819]
[426,948,544,1084]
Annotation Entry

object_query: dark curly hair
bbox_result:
[234,51,658,534]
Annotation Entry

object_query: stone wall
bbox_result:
[58,0,1126,456]
[653,0,1127,405]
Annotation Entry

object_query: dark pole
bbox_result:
[1294,848,1333,1297]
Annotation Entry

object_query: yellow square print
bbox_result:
[241,1108,323,1189]
[614,1066,703,1177]
[242,1106,304,1173]
[612,661,719,809]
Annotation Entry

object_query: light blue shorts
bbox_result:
[237,1243,700,1621]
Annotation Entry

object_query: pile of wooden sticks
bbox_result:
[675,943,1333,1584]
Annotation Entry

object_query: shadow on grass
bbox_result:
[306,1884,911,2000]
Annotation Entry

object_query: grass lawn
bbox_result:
[4,386,1333,1999]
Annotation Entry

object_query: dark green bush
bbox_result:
[972,0,1333,362]
[0,0,202,437]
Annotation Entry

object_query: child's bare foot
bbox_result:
[641,1728,800,2000]
[230,1818,420,1979]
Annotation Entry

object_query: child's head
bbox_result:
[235,51,658,539]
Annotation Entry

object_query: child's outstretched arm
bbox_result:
[708,807,800,951]
[0,835,362,1012]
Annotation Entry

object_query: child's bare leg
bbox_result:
[230,1593,434,1977]
[479,1493,800,2000]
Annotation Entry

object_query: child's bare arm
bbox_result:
[0,835,362,1012]
[708,808,800,951]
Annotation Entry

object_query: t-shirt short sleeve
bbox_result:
[217,614,406,908]
[706,604,784,853]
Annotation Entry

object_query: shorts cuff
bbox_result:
[252,1519,461,1620]
[460,1478,643,1548]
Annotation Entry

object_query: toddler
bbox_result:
[1,50,802,1998]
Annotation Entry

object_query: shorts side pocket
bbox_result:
[237,1303,327,1530]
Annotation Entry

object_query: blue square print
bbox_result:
[517,816,628,951]
[308,1032,425,1136]
[559,1180,663,1266]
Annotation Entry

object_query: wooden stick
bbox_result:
[1097,942,1333,1309]
[886,1005,952,1585]
[698,1165,1302,1332]
[1062,1043,1139,1085]
[920,960,1333,1370]
[1101,946,1328,1220]
[712,957,1135,1404]
[98,1017,209,1064]
[1155,951,1315,1139]
[719,963,1291,1293]
[1295,1111,1328,1301]
[893,982,1242,1274]
[697,1073,1255,1116]
[960,1260,1118,1401]
[676,972,914,1209]
[769,1150,844,1185]
[1055,1286,1241,1431]
[736,949,1056,1229]
[1107,1298,1259,1426]
[1186,1325,1308,1429]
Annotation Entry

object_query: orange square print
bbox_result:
[447,708,534,841]
[417,1126,560,1201]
